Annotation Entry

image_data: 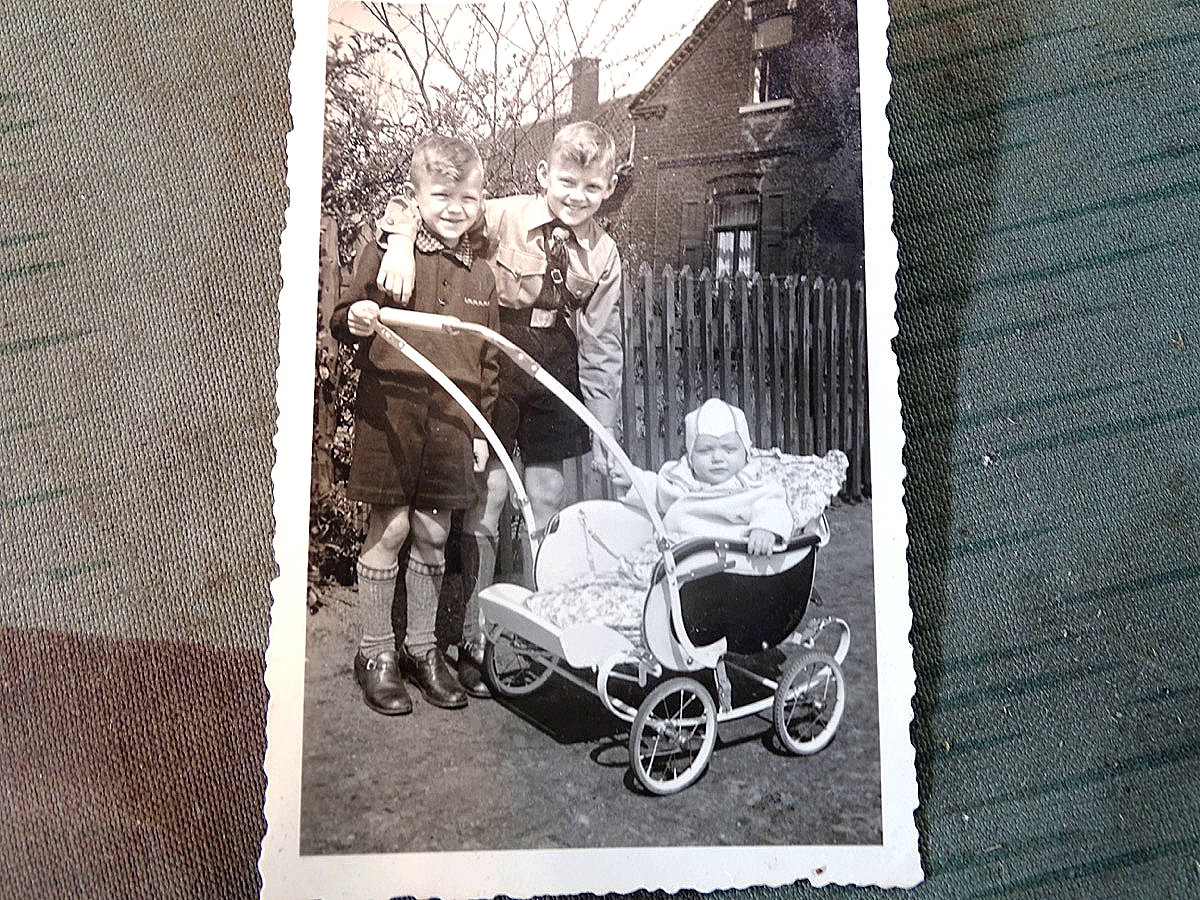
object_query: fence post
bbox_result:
[769,276,784,450]
[736,274,752,414]
[856,280,870,498]
[847,279,864,500]
[751,275,771,450]
[813,277,828,454]
[681,266,697,425]
[802,275,815,454]
[838,278,854,495]
[621,269,640,468]
[701,269,717,401]
[641,263,660,468]
[662,265,680,459]
[785,275,801,454]
[832,279,845,458]
[720,277,734,406]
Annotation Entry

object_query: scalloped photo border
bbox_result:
[261,1,919,896]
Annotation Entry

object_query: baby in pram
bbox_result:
[525,398,846,641]
[613,398,793,555]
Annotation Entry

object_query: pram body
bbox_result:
[375,308,851,795]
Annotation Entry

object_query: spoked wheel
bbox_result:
[483,631,554,697]
[629,677,718,795]
[773,651,845,755]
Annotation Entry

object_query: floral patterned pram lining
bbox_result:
[524,449,849,642]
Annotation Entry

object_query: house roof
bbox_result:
[627,0,733,115]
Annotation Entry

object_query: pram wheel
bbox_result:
[483,631,554,697]
[629,677,718,795]
[773,651,846,755]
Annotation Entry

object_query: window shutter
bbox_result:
[760,189,788,275]
[680,198,706,270]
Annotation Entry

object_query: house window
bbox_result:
[753,46,793,103]
[713,193,758,278]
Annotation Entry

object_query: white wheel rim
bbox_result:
[631,678,717,794]
[776,653,845,755]
[486,634,552,696]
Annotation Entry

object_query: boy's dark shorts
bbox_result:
[348,373,477,509]
[493,310,591,465]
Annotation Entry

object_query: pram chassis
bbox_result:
[374,309,851,795]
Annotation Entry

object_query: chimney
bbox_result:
[571,57,600,119]
[743,0,796,25]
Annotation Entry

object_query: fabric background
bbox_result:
[1,0,1197,897]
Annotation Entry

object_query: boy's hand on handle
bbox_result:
[377,236,417,306]
[472,439,489,474]
[347,300,381,338]
[608,467,632,490]
[747,528,777,556]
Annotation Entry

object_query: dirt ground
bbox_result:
[299,500,881,854]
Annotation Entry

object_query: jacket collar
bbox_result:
[414,220,473,268]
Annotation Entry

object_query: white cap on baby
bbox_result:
[684,398,752,455]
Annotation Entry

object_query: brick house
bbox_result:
[482,0,862,278]
[618,0,863,279]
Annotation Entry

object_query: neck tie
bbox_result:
[533,220,571,311]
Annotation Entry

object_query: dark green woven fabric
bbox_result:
[1,0,1198,897]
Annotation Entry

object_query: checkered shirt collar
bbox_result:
[414,221,473,268]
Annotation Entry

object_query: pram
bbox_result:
[374,309,851,795]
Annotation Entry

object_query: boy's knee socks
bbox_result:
[356,559,398,659]
[404,557,444,656]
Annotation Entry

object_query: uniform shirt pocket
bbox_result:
[564,269,599,311]
[493,243,545,303]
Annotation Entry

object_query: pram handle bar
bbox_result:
[377,308,670,544]
[368,319,538,547]
[378,309,696,667]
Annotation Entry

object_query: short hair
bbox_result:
[407,133,484,187]
[547,121,617,175]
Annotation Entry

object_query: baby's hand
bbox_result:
[377,237,416,306]
[747,528,777,556]
[347,300,381,337]
[472,438,489,474]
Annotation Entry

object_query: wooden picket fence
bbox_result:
[562,265,870,505]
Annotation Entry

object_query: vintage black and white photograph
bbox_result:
[263,1,918,895]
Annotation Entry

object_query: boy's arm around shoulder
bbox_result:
[376,194,419,243]
[330,238,386,346]
[575,239,623,430]
[377,193,492,245]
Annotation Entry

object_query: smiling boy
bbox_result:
[331,134,499,715]
[373,121,624,696]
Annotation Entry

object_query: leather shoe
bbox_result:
[354,650,413,716]
[456,646,491,699]
[402,647,468,709]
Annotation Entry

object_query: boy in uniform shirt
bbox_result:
[374,121,623,696]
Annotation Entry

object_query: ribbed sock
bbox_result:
[404,557,444,657]
[356,559,398,659]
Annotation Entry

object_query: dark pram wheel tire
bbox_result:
[773,651,846,755]
[483,631,554,697]
[629,677,718,795]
